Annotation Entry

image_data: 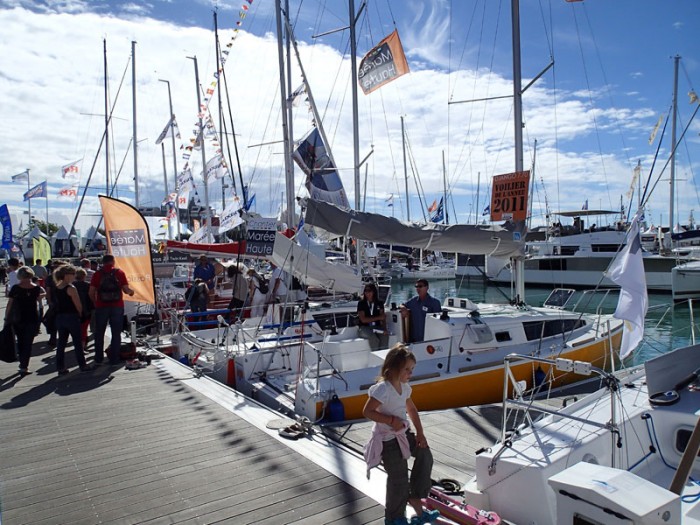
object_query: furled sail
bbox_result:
[271,232,362,294]
[304,199,526,258]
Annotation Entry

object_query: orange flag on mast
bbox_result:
[358,29,409,95]
[98,195,156,305]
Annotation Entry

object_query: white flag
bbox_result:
[177,169,194,194]
[189,225,209,244]
[62,160,81,179]
[57,185,78,200]
[156,116,173,145]
[203,155,227,182]
[606,211,647,359]
[219,196,244,233]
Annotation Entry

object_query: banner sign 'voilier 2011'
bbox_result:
[489,171,531,222]
[358,30,409,95]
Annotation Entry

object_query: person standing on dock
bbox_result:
[399,279,441,343]
[4,266,45,375]
[5,257,20,295]
[74,268,93,348]
[89,254,134,365]
[362,344,440,525]
[53,265,92,375]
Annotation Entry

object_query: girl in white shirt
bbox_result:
[362,344,440,525]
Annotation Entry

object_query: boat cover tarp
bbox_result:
[304,199,526,258]
[271,233,362,294]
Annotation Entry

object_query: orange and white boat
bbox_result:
[226,289,622,422]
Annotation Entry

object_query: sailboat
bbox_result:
[165,0,624,424]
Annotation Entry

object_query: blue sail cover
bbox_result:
[293,128,350,209]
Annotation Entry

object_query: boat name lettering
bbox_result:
[246,230,276,243]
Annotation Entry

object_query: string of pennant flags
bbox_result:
[171,0,256,215]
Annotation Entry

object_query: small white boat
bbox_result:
[461,344,700,525]
[672,259,700,301]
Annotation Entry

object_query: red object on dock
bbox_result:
[424,488,501,525]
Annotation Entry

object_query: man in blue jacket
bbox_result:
[400,279,441,343]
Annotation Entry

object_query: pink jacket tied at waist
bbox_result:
[363,420,410,479]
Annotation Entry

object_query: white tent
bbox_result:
[51,226,79,257]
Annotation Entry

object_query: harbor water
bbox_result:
[389,276,697,368]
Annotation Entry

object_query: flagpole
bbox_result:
[26,169,32,230]
[45,194,49,236]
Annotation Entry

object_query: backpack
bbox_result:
[98,269,122,302]
[256,275,269,295]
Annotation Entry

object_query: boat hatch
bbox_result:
[543,288,575,309]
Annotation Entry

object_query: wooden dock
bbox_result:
[0,293,588,524]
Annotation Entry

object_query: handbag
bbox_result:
[0,325,16,363]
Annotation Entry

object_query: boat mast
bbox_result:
[349,0,362,270]
[511,0,525,302]
[104,39,110,195]
[401,116,410,221]
[670,55,680,237]
[188,55,211,241]
[132,41,139,209]
[284,0,296,228]
[214,11,226,213]
[442,150,448,224]
[275,0,295,229]
[159,78,180,239]
[529,139,537,230]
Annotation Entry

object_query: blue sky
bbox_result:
[0,0,699,235]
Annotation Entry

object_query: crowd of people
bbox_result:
[3,254,133,376]
[186,255,307,324]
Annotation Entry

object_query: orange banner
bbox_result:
[358,29,410,95]
[490,171,531,222]
[98,196,156,305]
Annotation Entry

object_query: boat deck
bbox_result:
[0,295,593,524]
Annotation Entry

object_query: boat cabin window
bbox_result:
[312,312,358,332]
[559,246,578,256]
[495,331,511,342]
[591,244,623,252]
[539,259,567,271]
[522,319,586,341]
[675,428,700,457]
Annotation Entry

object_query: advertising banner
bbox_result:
[99,196,156,305]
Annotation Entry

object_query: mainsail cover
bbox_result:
[304,199,526,258]
[271,233,362,294]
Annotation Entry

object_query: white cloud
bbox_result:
[0,4,695,237]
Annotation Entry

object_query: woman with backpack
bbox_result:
[246,268,267,318]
